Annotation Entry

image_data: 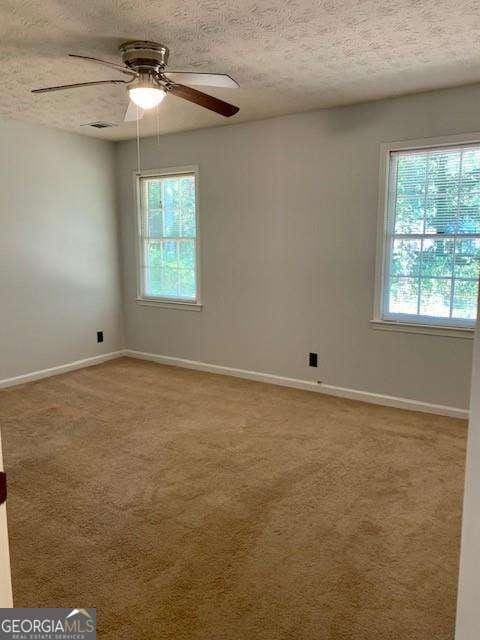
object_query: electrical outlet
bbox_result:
[309,352,318,367]
[97,331,104,343]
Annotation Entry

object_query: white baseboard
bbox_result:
[126,349,469,420]
[0,350,126,390]
[0,348,468,420]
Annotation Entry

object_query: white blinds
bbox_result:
[384,145,480,324]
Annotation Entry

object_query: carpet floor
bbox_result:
[0,357,467,639]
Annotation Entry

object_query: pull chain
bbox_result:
[136,104,141,173]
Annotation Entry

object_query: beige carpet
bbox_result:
[0,357,467,639]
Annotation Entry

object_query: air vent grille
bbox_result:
[81,121,117,129]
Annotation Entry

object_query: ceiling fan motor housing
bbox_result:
[119,41,170,73]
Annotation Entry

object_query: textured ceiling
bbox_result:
[2,0,480,140]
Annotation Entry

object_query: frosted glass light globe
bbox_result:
[129,86,166,110]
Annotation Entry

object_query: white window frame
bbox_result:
[134,165,202,311]
[372,133,480,339]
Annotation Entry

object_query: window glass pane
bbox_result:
[394,154,426,234]
[147,179,162,208]
[391,239,421,276]
[424,194,458,234]
[388,277,419,314]
[179,240,195,270]
[163,240,177,268]
[454,239,480,279]
[458,192,480,234]
[144,242,163,297]
[147,209,162,237]
[178,269,196,299]
[396,154,427,196]
[458,150,480,233]
[419,278,451,317]
[460,149,480,192]
[394,196,424,234]
[162,180,178,236]
[452,280,479,320]
[158,266,179,298]
[426,151,461,195]
[420,238,454,278]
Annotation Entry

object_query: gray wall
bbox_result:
[0,118,123,380]
[116,84,480,410]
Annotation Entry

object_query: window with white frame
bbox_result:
[377,142,480,329]
[137,167,200,306]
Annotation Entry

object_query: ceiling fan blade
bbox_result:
[124,101,144,122]
[164,72,239,88]
[69,54,137,77]
[167,84,239,117]
[32,79,128,93]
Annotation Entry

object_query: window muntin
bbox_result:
[138,170,198,303]
[383,145,480,327]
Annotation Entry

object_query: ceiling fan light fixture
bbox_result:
[129,86,165,109]
[128,75,166,110]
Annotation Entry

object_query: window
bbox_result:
[375,138,480,333]
[136,166,200,308]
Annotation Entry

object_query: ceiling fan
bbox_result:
[31,40,240,121]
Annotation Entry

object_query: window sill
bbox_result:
[370,319,475,339]
[136,298,203,312]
